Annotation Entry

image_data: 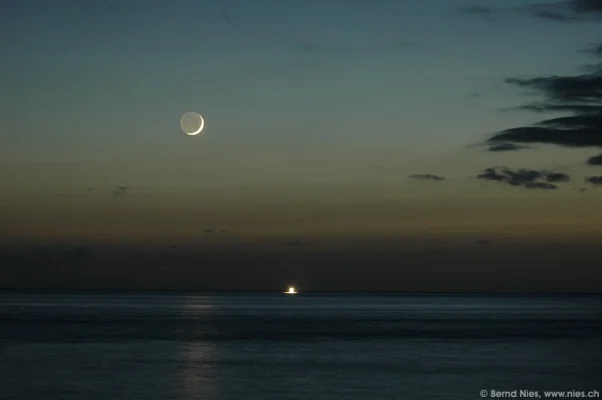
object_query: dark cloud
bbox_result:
[488,143,530,152]
[455,5,504,21]
[487,8,602,154]
[526,0,602,21]
[490,126,601,147]
[477,168,507,182]
[505,168,543,182]
[586,154,602,165]
[523,182,558,189]
[476,167,567,189]
[457,5,494,14]
[504,74,602,111]
[582,43,602,55]
[204,228,214,234]
[514,104,602,114]
[408,174,445,181]
[572,0,602,13]
[488,50,602,148]
[585,175,602,184]
[528,4,579,21]
[545,172,571,182]
[476,239,491,245]
[460,0,602,22]
[284,240,303,247]
[582,62,602,73]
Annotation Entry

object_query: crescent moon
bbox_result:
[180,112,205,136]
[188,114,204,136]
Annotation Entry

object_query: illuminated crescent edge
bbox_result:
[187,114,205,135]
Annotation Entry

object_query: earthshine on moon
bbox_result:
[180,112,205,136]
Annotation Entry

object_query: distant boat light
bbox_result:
[285,286,297,295]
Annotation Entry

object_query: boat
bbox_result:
[284,286,298,295]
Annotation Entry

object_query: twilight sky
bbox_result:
[1,0,602,291]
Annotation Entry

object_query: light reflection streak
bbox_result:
[175,296,219,400]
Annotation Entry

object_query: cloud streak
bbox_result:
[523,0,602,22]
[487,40,602,148]
[457,5,494,15]
[408,174,445,181]
[476,167,570,189]
[528,4,580,21]
[459,0,602,22]
[586,154,602,165]
[488,143,530,152]
[585,175,602,184]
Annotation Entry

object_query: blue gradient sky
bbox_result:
[1,0,602,246]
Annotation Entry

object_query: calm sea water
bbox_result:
[1,292,600,400]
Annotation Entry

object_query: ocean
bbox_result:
[1,292,600,400]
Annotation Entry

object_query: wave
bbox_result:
[2,315,601,343]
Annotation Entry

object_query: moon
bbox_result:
[180,112,205,136]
